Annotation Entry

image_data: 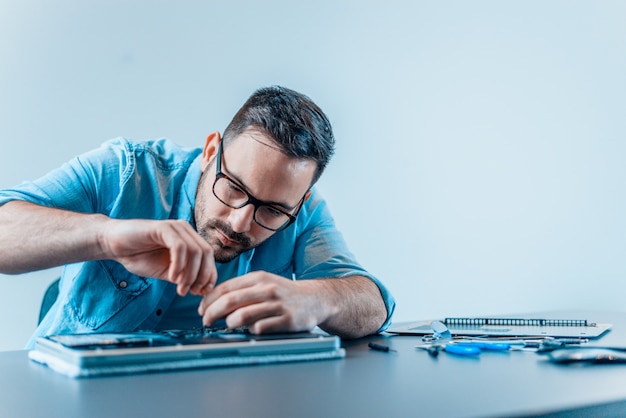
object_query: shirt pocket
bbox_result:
[68,260,150,330]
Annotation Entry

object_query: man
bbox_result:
[0,86,395,348]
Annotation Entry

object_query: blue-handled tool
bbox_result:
[417,341,512,357]
[444,344,481,355]
[453,342,511,351]
[444,342,511,356]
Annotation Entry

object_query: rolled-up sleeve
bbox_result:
[293,190,396,332]
[0,138,129,214]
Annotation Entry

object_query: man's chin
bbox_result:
[213,247,242,264]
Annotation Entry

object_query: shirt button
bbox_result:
[119,281,128,289]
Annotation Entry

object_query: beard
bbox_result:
[196,218,254,263]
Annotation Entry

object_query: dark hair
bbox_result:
[223,86,335,184]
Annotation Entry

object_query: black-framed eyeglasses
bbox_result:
[212,140,306,232]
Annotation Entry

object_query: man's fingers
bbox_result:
[199,274,296,328]
[247,314,305,334]
[104,219,218,294]
[197,275,260,316]
[190,240,218,295]
[224,301,284,331]
[159,221,216,295]
[200,286,260,324]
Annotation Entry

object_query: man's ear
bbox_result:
[200,131,221,172]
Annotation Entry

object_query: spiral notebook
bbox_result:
[28,328,345,378]
[387,317,612,338]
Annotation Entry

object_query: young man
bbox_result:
[0,86,395,348]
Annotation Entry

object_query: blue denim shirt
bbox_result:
[0,138,395,348]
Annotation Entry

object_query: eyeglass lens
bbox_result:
[213,177,291,230]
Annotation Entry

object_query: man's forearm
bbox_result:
[314,275,388,339]
[0,201,109,274]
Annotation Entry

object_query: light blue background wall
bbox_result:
[1,1,624,351]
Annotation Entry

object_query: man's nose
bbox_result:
[228,203,255,233]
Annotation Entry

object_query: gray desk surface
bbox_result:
[2,311,626,418]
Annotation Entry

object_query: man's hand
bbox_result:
[198,272,328,334]
[102,219,218,296]
[0,201,217,296]
[197,272,387,338]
